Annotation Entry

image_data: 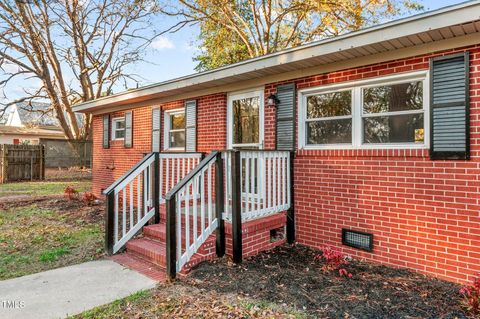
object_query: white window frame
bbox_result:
[163,108,186,151]
[111,117,125,141]
[298,71,430,150]
[227,88,265,149]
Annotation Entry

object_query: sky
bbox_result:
[0,0,468,103]
[129,0,468,87]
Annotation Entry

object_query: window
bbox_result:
[111,117,125,140]
[306,90,352,145]
[164,108,185,150]
[299,71,428,149]
[227,89,264,149]
[362,81,424,144]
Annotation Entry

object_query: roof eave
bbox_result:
[73,0,480,113]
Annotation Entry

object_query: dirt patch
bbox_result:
[1,195,103,225]
[186,245,466,319]
[45,167,92,181]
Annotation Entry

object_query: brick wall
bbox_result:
[91,93,228,196]
[92,44,480,283]
[269,45,479,283]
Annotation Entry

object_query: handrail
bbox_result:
[165,150,219,200]
[103,152,156,195]
[165,150,224,279]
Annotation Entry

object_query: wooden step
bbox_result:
[126,238,167,267]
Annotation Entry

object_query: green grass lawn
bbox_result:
[0,198,103,280]
[0,180,91,197]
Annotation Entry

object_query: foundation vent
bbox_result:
[342,229,373,252]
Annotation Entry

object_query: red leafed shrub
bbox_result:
[82,192,97,206]
[64,186,78,200]
[338,268,353,278]
[460,273,480,317]
[314,246,352,278]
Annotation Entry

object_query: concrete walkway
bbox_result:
[0,259,157,319]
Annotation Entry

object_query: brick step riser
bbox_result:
[126,245,216,274]
[126,242,167,268]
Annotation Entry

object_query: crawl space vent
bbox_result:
[342,229,373,252]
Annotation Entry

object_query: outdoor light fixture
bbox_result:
[267,94,280,107]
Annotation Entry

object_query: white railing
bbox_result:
[165,152,221,274]
[223,150,291,221]
[104,153,156,254]
[159,153,203,204]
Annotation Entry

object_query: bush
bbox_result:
[460,273,480,317]
[64,186,78,200]
[314,246,352,278]
[82,192,97,206]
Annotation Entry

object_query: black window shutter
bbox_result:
[124,111,133,148]
[185,100,197,152]
[276,83,296,150]
[430,52,470,160]
[152,108,161,152]
[103,114,110,149]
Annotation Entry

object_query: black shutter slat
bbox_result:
[430,52,470,160]
[276,83,296,151]
[103,114,110,149]
[185,100,197,152]
[152,108,161,152]
[124,111,133,148]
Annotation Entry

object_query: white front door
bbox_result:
[227,89,264,150]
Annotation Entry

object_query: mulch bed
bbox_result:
[186,245,467,319]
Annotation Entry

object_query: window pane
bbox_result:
[363,114,424,144]
[115,129,125,139]
[170,113,185,130]
[169,131,185,148]
[363,81,423,114]
[306,91,351,119]
[307,119,352,144]
[115,120,125,129]
[233,97,259,144]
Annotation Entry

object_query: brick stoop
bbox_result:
[111,221,218,280]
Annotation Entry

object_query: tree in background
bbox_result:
[163,0,422,71]
[0,0,165,140]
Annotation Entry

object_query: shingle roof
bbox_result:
[15,102,58,127]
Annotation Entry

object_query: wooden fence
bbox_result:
[0,144,45,183]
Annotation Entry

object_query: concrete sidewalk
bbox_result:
[0,259,157,319]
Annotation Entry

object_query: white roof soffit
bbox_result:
[74,0,480,113]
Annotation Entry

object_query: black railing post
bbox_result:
[286,151,295,244]
[105,191,115,255]
[166,197,176,280]
[153,152,160,224]
[215,152,225,257]
[231,150,242,263]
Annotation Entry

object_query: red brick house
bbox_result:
[74,2,480,283]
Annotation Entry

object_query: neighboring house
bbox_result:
[74,2,480,284]
[0,102,65,144]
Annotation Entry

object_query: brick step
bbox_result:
[126,238,167,268]
[143,223,166,242]
[111,252,166,281]
[143,223,217,254]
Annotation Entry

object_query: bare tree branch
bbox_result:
[0,0,166,140]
